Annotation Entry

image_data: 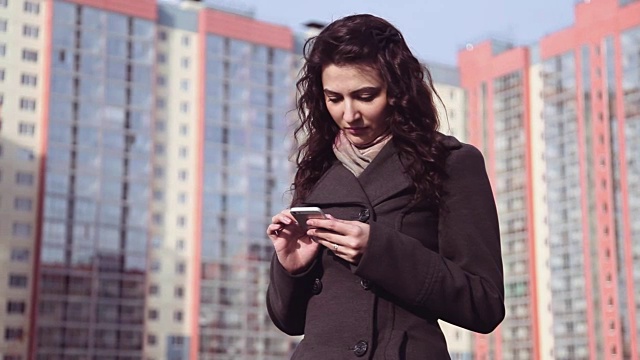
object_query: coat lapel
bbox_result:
[357,140,413,206]
[304,140,413,207]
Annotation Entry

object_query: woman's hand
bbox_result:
[306,214,370,264]
[267,209,320,274]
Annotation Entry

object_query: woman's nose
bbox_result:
[343,101,359,122]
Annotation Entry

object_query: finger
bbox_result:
[307,228,342,245]
[267,223,284,236]
[271,213,293,225]
[307,217,351,234]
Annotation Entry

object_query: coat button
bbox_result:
[311,278,322,295]
[357,209,370,222]
[353,340,368,357]
[360,279,371,290]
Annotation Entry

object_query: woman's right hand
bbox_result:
[267,209,320,274]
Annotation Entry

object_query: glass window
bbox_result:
[10,249,30,262]
[107,13,127,35]
[80,29,106,55]
[106,59,126,81]
[22,24,39,38]
[132,41,153,62]
[79,76,104,101]
[8,275,28,288]
[229,39,250,59]
[0,19,7,33]
[133,19,154,39]
[207,35,225,55]
[14,197,32,211]
[105,83,126,106]
[23,1,39,14]
[79,53,104,74]
[53,1,76,24]
[206,58,224,78]
[131,63,152,84]
[81,7,104,31]
[75,174,99,198]
[107,36,127,58]
[15,172,34,186]
[51,73,73,96]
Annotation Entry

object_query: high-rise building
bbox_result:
[459,0,640,359]
[0,0,298,359]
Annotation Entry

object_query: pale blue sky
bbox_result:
[219,0,577,65]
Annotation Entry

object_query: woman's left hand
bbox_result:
[306,214,370,264]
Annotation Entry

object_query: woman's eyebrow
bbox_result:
[323,86,381,95]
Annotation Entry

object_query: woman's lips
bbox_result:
[345,127,367,135]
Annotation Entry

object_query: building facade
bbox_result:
[0,0,298,359]
[459,0,640,359]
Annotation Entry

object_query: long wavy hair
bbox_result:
[292,14,449,207]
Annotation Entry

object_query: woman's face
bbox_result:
[321,63,389,147]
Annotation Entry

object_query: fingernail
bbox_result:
[283,218,291,224]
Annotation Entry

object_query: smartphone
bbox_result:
[290,206,327,231]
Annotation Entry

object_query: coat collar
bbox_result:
[303,134,463,208]
[304,140,412,207]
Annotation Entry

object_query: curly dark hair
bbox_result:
[292,14,449,207]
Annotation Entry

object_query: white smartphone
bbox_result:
[290,206,327,231]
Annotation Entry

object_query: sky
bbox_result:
[213,0,578,65]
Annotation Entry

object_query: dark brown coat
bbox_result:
[267,136,505,359]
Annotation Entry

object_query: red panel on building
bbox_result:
[62,0,157,20]
[203,9,293,50]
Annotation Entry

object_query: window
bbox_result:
[22,24,39,38]
[21,49,38,62]
[181,57,190,69]
[4,328,23,341]
[18,122,35,135]
[180,102,189,113]
[6,301,26,314]
[178,147,188,158]
[178,193,187,204]
[12,222,32,237]
[181,35,190,46]
[16,172,34,186]
[178,170,187,181]
[175,286,183,298]
[153,166,164,177]
[23,1,40,14]
[20,73,37,87]
[177,217,186,228]
[10,249,29,262]
[8,275,27,288]
[176,239,184,251]
[179,124,188,135]
[149,284,159,295]
[174,311,183,322]
[14,197,32,211]
[154,144,165,155]
[147,334,157,345]
[156,75,166,86]
[151,213,162,226]
[180,79,189,91]
[157,52,166,63]
[0,43,6,57]
[150,259,160,272]
[16,148,34,161]
[0,19,6,33]
[19,98,36,112]
[158,30,167,41]
[3,355,22,360]
[0,0,7,8]
[148,309,158,320]
[0,68,4,81]
[152,190,163,201]
[176,262,185,274]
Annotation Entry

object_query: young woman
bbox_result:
[266,14,504,359]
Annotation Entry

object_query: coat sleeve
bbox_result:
[353,144,505,333]
[266,254,317,335]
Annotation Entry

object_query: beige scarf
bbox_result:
[333,130,392,177]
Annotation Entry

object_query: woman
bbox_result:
[266,14,504,359]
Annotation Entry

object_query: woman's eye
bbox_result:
[327,97,341,103]
[358,95,374,102]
